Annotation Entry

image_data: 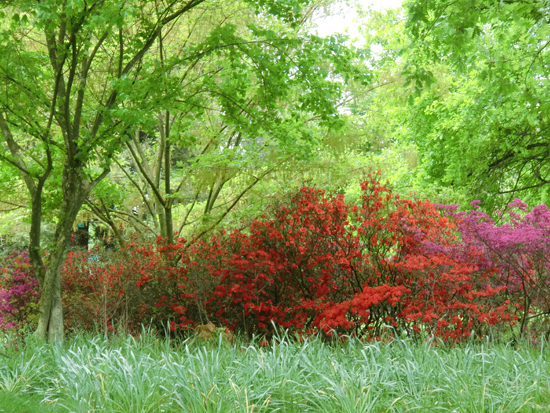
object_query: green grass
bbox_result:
[1,332,550,412]
[0,390,57,413]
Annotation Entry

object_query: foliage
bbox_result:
[401,0,550,209]
[0,390,56,413]
[345,6,468,206]
[198,174,511,342]
[349,1,550,211]
[55,175,515,343]
[0,0,368,342]
[77,0,369,244]
[61,239,193,337]
[8,175,550,344]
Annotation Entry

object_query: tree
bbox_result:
[402,0,550,210]
[0,0,370,341]
[0,0,366,342]
[325,6,469,206]
[81,1,367,247]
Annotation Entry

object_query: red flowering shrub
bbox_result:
[61,239,198,336]
[194,175,513,342]
[52,174,521,343]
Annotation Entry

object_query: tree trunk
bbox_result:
[34,164,93,343]
[35,249,65,343]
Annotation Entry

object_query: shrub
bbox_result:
[196,175,513,342]
[39,175,532,343]
[62,239,195,336]
[0,251,40,333]
[447,199,550,340]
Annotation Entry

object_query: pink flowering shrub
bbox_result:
[436,199,550,340]
[0,251,40,332]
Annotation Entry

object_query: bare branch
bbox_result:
[0,111,36,194]
[125,140,166,207]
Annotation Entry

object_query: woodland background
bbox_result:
[1,0,550,345]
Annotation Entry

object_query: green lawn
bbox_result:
[1,333,549,412]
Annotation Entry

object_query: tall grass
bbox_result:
[1,331,550,412]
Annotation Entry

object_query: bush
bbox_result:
[193,175,513,342]
[446,199,550,340]
[6,175,532,344]
[61,239,196,336]
[0,251,40,333]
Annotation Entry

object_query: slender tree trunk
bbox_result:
[35,164,93,343]
[35,248,66,343]
[164,134,174,245]
[157,202,168,238]
[35,229,69,343]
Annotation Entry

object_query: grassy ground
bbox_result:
[1,332,550,412]
[0,390,57,413]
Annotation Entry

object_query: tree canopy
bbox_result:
[402,0,550,209]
